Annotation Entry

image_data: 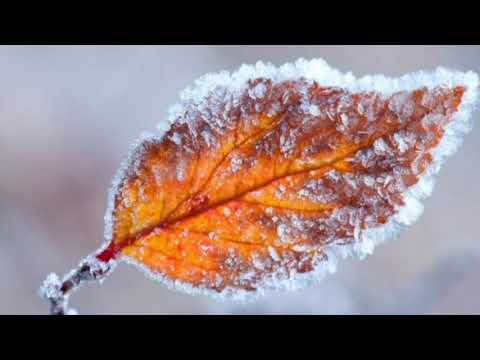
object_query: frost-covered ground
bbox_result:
[1,45,479,314]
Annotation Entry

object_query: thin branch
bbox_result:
[39,255,114,315]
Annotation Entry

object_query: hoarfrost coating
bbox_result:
[101,58,478,301]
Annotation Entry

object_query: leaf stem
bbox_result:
[40,255,114,315]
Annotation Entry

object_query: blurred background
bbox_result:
[1,45,479,314]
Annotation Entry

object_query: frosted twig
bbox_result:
[39,255,114,315]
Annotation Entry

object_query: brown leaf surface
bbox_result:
[98,79,466,294]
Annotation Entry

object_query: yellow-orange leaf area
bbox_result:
[98,79,465,294]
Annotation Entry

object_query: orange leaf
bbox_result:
[38,59,476,310]
[92,60,479,299]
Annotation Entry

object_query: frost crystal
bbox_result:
[39,273,62,300]
[249,82,267,99]
[169,132,182,145]
[230,156,243,174]
[176,159,187,181]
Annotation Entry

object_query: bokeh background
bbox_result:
[1,45,479,314]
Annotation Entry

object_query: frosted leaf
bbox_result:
[40,58,479,313]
